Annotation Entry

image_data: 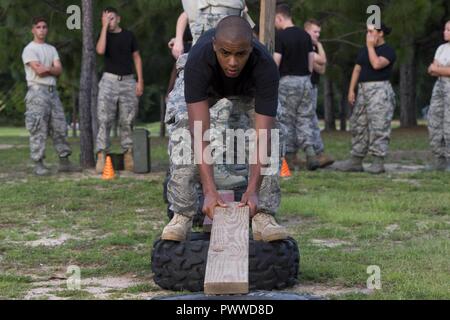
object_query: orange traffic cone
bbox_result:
[280,158,292,178]
[102,155,115,180]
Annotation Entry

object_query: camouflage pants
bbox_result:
[96,73,139,153]
[165,56,282,218]
[278,75,314,154]
[311,86,325,154]
[428,78,450,158]
[350,81,396,158]
[24,85,71,162]
[190,7,243,44]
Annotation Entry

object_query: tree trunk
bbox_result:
[323,77,336,131]
[90,69,98,141]
[399,45,417,128]
[259,0,276,54]
[72,92,77,138]
[160,93,166,137]
[79,0,95,167]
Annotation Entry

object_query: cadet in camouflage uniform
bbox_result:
[335,24,396,174]
[95,7,144,173]
[162,17,288,243]
[22,17,80,176]
[274,4,319,171]
[426,21,450,171]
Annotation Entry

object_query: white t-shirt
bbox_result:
[22,41,59,86]
[434,43,450,67]
[197,0,245,10]
[182,0,199,22]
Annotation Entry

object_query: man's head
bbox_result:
[367,23,391,45]
[31,17,48,42]
[104,7,121,32]
[304,19,321,45]
[444,20,450,42]
[275,4,292,30]
[213,16,253,78]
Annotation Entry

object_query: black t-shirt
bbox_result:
[356,44,396,82]
[311,45,320,85]
[103,29,139,76]
[275,26,313,77]
[184,29,280,117]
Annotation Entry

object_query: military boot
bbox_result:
[33,159,50,176]
[316,153,335,168]
[214,165,247,190]
[96,151,106,174]
[305,146,320,171]
[425,156,447,171]
[58,157,82,173]
[366,156,385,174]
[334,156,364,172]
[161,213,193,241]
[124,149,134,172]
[252,213,289,242]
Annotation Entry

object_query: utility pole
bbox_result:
[259,0,276,54]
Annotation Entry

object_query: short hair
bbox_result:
[32,16,47,26]
[215,16,253,44]
[304,19,321,29]
[104,7,118,15]
[276,4,291,18]
[376,23,392,36]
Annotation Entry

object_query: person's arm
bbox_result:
[429,61,450,77]
[172,12,188,59]
[308,52,315,74]
[313,42,327,74]
[187,100,228,219]
[273,52,282,67]
[96,11,110,55]
[28,61,60,78]
[238,113,275,217]
[348,64,361,106]
[366,34,390,70]
[133,51,144,97]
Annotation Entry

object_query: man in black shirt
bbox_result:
[274,4,319,171]
[335,23,396,174]
[95,7,144,173]
[162,16,288,243]
[304,19,334,169]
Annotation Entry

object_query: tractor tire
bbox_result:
[151,232,299,293]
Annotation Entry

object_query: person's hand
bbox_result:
[238,191,259,218]
[171,39,184,60]
[35,63,50,76]
[168,38,175,49]
[366,33,376,48]
[203,191,228,220]
[136,81,144,97]
[348,91,356,106]
[102,11,112,28]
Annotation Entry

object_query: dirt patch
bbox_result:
[24,233,77,247]
[24,276,169,300]
[293,283,372,297]
[388,150,431,163]
[310,239,351,248]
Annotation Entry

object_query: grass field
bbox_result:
[0,124,449,300]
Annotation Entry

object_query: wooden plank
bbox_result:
[203,190,234,233]
[204,203,249,295]
[259,0,277,55]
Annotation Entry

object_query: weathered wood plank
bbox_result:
[259,0,277,55]
[204,203,249,295]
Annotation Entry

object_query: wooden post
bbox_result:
[259,0,276,54]
[204,203,249,295]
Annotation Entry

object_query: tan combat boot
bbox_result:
[252,213,289,242]
[124,149,134,172]
[316,153,335,168]
[161,213,193,241]
[96,152,105,174]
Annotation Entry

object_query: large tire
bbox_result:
[151,233,299,292]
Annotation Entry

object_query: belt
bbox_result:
[103,72,135,81]
[201,6,243,16]
[28,84,56,93]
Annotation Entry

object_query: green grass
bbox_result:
[0,124,449,300]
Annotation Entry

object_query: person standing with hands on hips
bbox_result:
[95,7,144,173]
